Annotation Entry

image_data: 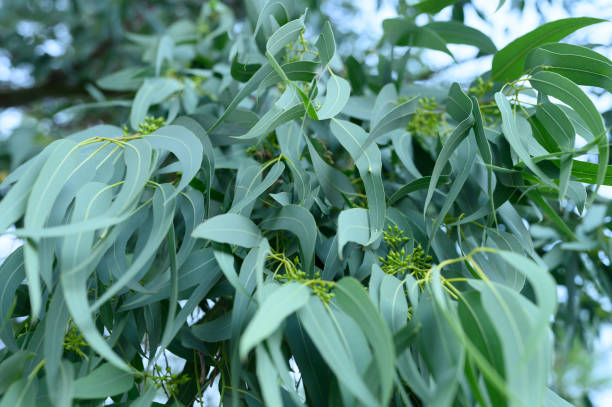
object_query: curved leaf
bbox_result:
[491,17,605,82]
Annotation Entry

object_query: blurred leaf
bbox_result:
[414,0,460,15]
[0,351,34,395]
[72,364,134,399]
[426,21,497,54]
[382,19,452,56]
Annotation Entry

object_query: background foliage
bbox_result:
[0,0,611,406]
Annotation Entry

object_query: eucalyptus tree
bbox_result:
[0,1,610,406]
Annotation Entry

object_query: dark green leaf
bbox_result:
[491,17,605,82]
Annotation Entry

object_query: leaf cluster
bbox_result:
[0,1,610,406]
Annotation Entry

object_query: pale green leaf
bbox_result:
[240,282,310,359]
[72,364,134,399]
[193,213,263,248]
[130,78,183,129]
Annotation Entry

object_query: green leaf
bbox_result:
[0,248,25,350]
[424,87,474,215]
[457,291,506,406]
[388,175,450,206]
[382,19,452,56]
[316,21,336,68]
[306,138,356,207]
[334,277,396,405]
[230,55,261,82]
[230,246,265,342]
[414,0,459,14]
[530,70,606,141]
[446,82,472,122]
[337,208,370,260]
[148,125,204,201]
[72,364,134,399]
[316,73,350,120]
[525,43,612,93]
[0,351,34,395]
[495,92,553,186]
[0,149,49,234]
[62,186,174,372]
[255,345,283,407]
[535,98,575,200]
[43,291,70,399]
[491,17,605,82]
[284,315,331,406]
[253,0,290,38]
[155,224,179,361]
[191,313,231,342]
[259,204,317,273]
[0,377,37,407]
[392,131,422,178]
[92,184,176,308]
[208,63,274,133]
[570,160,612,185]
[527,191,577,240]
[414,295,464,405]
[120,248,219,310]
[428,138,477,244]
[298,297,379,406]
[240,282,310,359]
[193,213,263,248]
[230,161,285,214]
[108,138,152,214]
[130,77,183,129]
[51,361,73,407]
[529,70,608,200]
[96,67,147,91]
[470,95,495,221]
[259,61,319,88]
[330,119,385,243]
[535,99,575,152]
[498,201,534,255]
[57,193,129,370]
[378,274,409,333]
[426,21,497,54]
[155,35,174,76]
[266,16,305,57]
[371,83,397,127]
[545,388,574,407]
[213,250,250,298]
[24,139,79,319]
[58,100,132,116]
[362,97,418,152]
[276,122,310,203]
[238,89,305,139]
[130,386,157,407]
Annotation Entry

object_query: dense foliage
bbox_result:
[0,0,611,406]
